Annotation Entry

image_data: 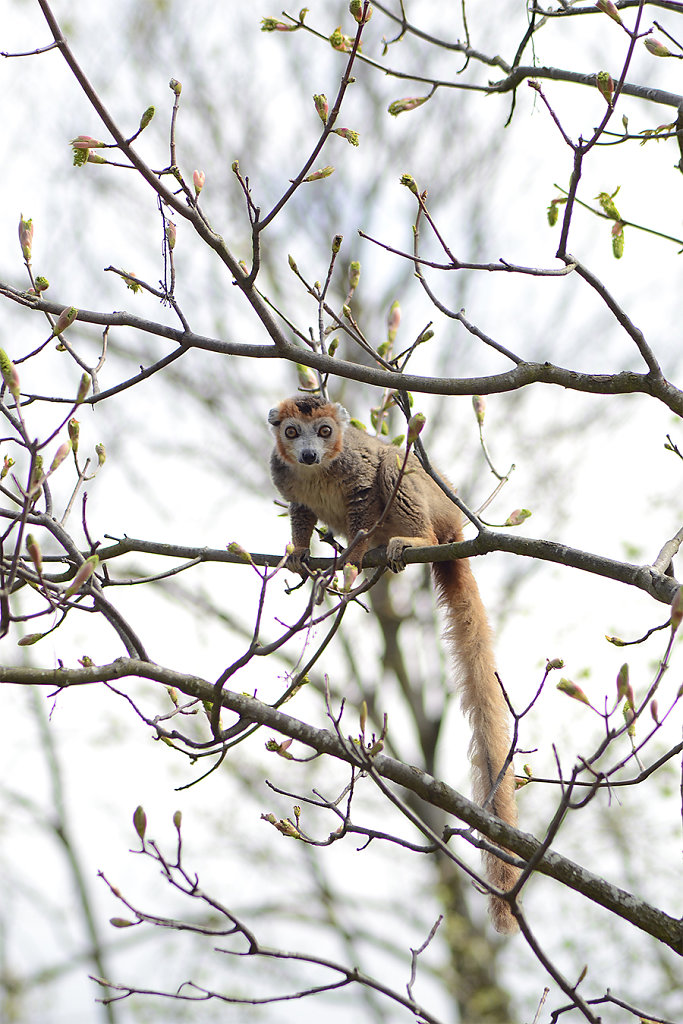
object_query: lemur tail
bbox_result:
[432,558,520,934]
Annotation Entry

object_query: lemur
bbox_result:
[268,394,519,933]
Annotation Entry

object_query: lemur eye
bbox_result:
[284,426,299,439]
[318,424,333,438]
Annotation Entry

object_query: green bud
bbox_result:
[169,78,182,95]
[303,165,334,182]
[139,105,155,131]
[76,373,91,404]
[0,349,21,401]
[95,443,106,467]
[26,534,42,571]
[407,412,426,446]
[399,173,418,194]
[313,93,328,123]
[133,805,147,841]
[348,260,361,290]
[557,678,590,705]
[332,233,343,254]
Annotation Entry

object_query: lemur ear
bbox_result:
[334,404,350,428]
[267,407,281,427]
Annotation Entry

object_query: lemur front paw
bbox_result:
[286,548,311,576]
[385,539,408,573]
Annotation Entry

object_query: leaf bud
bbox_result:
[110,918,136,928]
[76,373,91,404]
[407,412,426,446]
[261,17,297,31]
[546,657,564,670]
[332,233,343,254]
[387,300,401,343]
[596,0,622,24]
[133,805,147,841]
[296,363,318,390]
[0,349,21,401]
[644,36,672,57]
[313,93,328,123]
[165,220,177,249]
[343,563,358,591]
[557,678,590,705]
[348,260,361,291]
[227,541,253,564]
[504,508,532,527]
[52,306,78,337]
[333,127,360,146]
[95,443,106,467]
[64,554,99,598]
[17,632,46,646]
[49,440,72,475]
[611,221,624,259]
[388,96,428,117]
[329,26,354,51]
[169,78,182,95]
[26,534,42,571]
[173,810,182,831]
[472,395,486,426]
[71,135,106,149]
[139,105,155,131]
[303,165,334,182]
[34,276,49,293]
[1,455,14,479]
[399,173,418,194]
[596,71,614,106]
[18,215,33,261]
[616,663,630,702]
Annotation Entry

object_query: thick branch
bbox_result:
[1,658,680,955]
[4,288,683,416]
[89,530,680,606]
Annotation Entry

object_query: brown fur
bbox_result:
[269,398,520,932]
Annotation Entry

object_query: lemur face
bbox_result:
[268,398,350,467]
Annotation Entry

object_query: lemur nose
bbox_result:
[300,450,319,465]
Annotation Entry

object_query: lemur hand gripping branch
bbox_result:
[268,395,519,934]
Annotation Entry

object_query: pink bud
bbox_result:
[18,215,33,261]
[650,700,659,724]
[472,395,486,426]
[670,587,683,632]
[64,554,99,598]
[49,440,72,474]
[557,678,591,705]
[52,306,78,337]
[504,508,532,527]
[616,663,630,701]
[644,36,672,57]
[333,127,360,146]
[388,96,428,117]
[596,0,622,24]
[70,135,106,148]
[387,300,401,342]
[193,169,205,195]
[343,563,359,591]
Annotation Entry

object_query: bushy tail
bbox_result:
[432,558,520,934]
